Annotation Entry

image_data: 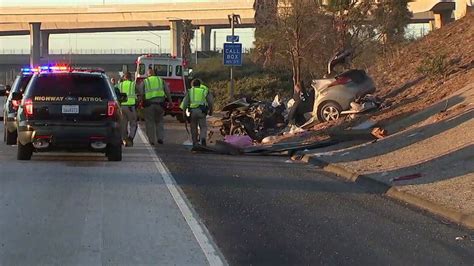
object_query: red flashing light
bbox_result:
[107,101,117,117]
[24,98,33,117]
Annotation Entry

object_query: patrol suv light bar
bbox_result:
[21,67,37,74]
[22,65,104,74]
[21,65,68,74]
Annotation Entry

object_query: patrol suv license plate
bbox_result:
[62,105,79,114]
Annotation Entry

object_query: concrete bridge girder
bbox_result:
[29,23,41,67]
[409,0,457,29]
[11,21,255,65]
[0,21,255,36]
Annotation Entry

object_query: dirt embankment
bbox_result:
[368,12,474,126]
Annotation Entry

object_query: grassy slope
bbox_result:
[368,12,474,125]
[192,56,293,110]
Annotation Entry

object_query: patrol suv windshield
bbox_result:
[11,74,32,94]
[25,73,112,99]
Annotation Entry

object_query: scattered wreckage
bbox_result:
[195,52,387,155]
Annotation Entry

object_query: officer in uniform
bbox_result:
[117,72,137,147]
[138,67,172,146]
[180,79,213,147]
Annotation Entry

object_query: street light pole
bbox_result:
[147,31,162,53]
[136,39,160,53]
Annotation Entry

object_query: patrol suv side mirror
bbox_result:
[5,85,11,96]
[0,88,5,96]
[118,92,128,103]
[11,92,22,101]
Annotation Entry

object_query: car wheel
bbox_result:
[107,144,122,161]
[5,129,17,145]
[17,142,33,160]
[176,113,186,123]
[318,102,342,122]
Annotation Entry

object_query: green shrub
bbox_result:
[192,55,292,110]
[417,53,448,78]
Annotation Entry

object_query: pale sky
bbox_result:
[0,0,255,54]
[0,0,428,54]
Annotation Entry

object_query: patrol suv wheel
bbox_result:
[107,144,122,161]
[17,142,33,160]
[5,129,17,145]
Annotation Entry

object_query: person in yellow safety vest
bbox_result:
[180,79,214,147]
[138,67,172,146]
[118,71,137,147]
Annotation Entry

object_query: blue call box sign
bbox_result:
[223,43,242,66]
[226,35,239,42]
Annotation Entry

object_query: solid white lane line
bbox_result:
[137,128,226,266]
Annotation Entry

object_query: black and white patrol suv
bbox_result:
[13,67,126,161]
[3,71,33,145]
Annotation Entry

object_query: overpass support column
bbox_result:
[432,10,453,29]
[41,31,49,58]
[199,26,212,52]
[170,20,183,57]
[29,23,41,67]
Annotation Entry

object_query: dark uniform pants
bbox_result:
[144,103,165,144]
[121,106,138,140]
[190,108,207,145]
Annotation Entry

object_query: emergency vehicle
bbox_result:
[135,54,189,122]
[14,65,125,161]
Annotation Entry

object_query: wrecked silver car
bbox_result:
[311,53,377,122]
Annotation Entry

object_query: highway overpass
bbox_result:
[0,1,255,65]
[0,0,471,67]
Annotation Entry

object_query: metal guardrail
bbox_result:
[0,47,252,55]
[0,48,166,55]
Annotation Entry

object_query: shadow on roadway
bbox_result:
[154,141,382,194]
[324,109,472,164]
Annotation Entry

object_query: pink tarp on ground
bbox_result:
[224,135,253,148]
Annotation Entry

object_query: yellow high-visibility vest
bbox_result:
[189,85,209,108]
[144,76,165,100]
[118,80,136,106]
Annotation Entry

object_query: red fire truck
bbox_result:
[135,54,189,122]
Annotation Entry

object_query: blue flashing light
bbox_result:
[21,65,70,74]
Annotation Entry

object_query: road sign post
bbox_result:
[226,13,241,100]
[223,43,242,66]
[223,42,242,100]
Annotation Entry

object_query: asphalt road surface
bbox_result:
[156,120,474,265]
[0,119,473,265]
[0,123,215,265]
